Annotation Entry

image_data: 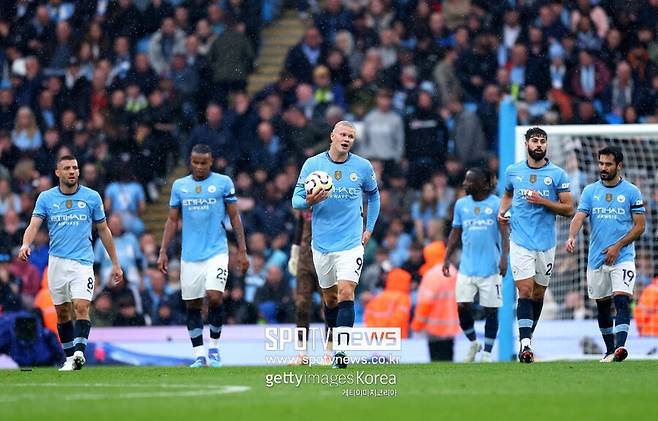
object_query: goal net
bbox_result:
[514,125,658,329]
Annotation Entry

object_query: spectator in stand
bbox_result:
[361,89,404,168]
[285,26,327,84]
[254,265,294,323]
[570,49,610,102]
[104,167,146,236]
[11,106,42,152]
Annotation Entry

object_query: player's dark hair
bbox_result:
[599,146,624,165]
[58,154,77,163]
[524,127,548,141]
[191,143,213,157]
[468,166,496,194]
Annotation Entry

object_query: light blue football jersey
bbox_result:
[33,186,106,265]
[169,172,237,262]
[577,179,645,269]
[505,159,570,251]
[452,194,501,277]
[293,152,378,253]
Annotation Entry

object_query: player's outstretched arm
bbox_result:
[157,207,180,274]
[226,202,249,275]
[527,190,574,217]
[96,220,124,286]
[19,216,44,261]
[603,213,646,265]
[442,227,462,276]
[566,211,587,254]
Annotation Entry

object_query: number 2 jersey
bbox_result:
[505,159,570,251]
[577,178,645,269]
[169,172,236,262]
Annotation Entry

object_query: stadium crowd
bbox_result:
[1,0,658,336]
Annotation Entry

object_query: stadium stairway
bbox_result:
[143,10,305,242]
[143,165,189,243]
[247,9,306,95]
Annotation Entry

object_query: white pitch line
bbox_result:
[5,383,224,389]
[0,385,251,402]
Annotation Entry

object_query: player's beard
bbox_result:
[527,146,546,161]
[600,169,617,181]
[62,177,78,188]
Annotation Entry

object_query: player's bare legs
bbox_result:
[516,277,537,363]
[186,298,206,367]
[206,290,224,367]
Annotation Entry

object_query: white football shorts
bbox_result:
[48,255,95,305]
[456,273,503,308]
[587,261,636,299]
[312,245,364,289]
[510,241,556,286]
[181,253,229,300]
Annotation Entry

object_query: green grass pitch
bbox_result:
[2,362,657,420]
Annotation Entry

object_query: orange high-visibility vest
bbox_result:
[635,278,658,337]
[411,264,460,338]
[364,269,412,338]
[33,267,57,335]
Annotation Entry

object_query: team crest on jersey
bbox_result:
[485,207,493,214]
[474,207,481,215]
[77,201,86,208]
[544,177,552,185]
[208,185,216,193]
[617,195,626,203]
[605,193,613,202]
[529,175,537,184]
[65,200,73,209]
[334,170,342,181]
[350,172,358,181]
[195,185,202,193]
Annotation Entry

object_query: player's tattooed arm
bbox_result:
[19,216,44,261]
[603,213,646,265]
[566,211,588,254]
[442,227,462,276]
[226,202,250,275]
[499,223,509,276]
[158,207,180,274]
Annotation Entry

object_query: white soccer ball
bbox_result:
[304,171,334,195]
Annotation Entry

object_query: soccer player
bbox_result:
[19,155,123,371]
[566,146,645,362]
[443,167,509,363]
[498,127,574,363]
[292,120,380,369]
[287,211,332,365]
[158,144,249,368]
